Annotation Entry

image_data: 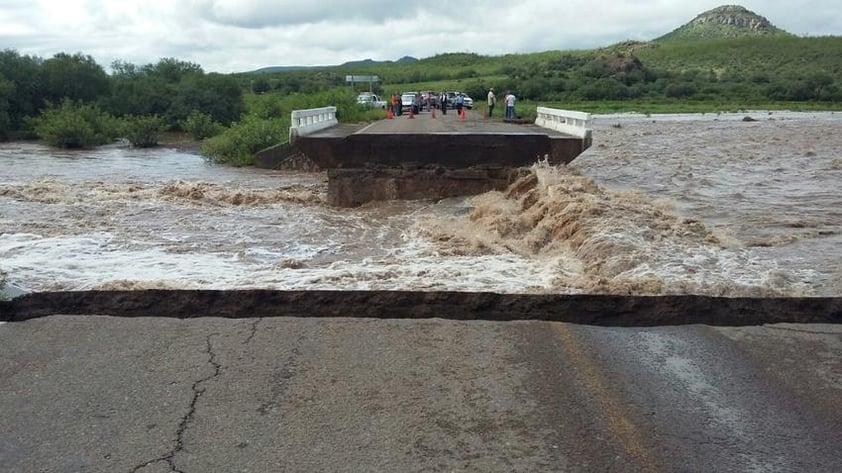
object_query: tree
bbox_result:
[252,77,270,94]
[142,57,203,82]
[168,73,245,126]
[0,73,14,138]
[102,74,174,118]
[664,82,698,98]
[39,53,109,104]
[110,60,140,79]
[0,49,44,129]
[578,78,630,100]
[807,72,835,101]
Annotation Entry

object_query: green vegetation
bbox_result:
[201,115,289,166]
[203,89,383,166]
[121,115,166,148]
[103,58,245,128]
[1,5,841,163]
[30,99,120,148]
[0,74,13,139]
[239,35,842,117]
[180,111,224,140]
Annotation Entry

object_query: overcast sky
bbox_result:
[1,1,839,73]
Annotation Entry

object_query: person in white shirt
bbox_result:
[487,88,496,118]
[504,91,516,119]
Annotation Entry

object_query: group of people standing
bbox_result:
[389,88,516,119]
[486,88,516,119]
[437,91,467,116]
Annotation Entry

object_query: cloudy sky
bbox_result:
[1,0,839,73]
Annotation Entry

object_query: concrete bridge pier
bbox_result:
[326,166,525,208]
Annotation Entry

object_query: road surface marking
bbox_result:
[552,322,657,472]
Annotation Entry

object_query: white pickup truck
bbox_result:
[356,93,387,109]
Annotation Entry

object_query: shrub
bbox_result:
[180,110,223,140]
[201,87,388,166]
[121,115,165,147]
[31,99,119,148]
[201,115,288,166]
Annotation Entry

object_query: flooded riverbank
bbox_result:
[1,111,840,295]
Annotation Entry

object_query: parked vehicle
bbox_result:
[451,92,473,109]
[401,92,420,113]
[356,93,387,109]
[444,92,457,109]
[441,92,472,110]
[420,91,438,110]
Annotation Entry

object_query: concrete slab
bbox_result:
[351,109,567,136]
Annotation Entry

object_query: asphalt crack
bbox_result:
[130,333,221,473]
[243,318,262,345]
[256,334,305,416]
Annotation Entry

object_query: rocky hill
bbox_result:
[655,5,792,42]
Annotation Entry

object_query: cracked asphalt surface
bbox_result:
[1,317,841,472]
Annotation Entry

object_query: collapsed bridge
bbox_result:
[256,106,593,207]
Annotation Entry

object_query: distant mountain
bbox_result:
[251,65,310,74]
[655,5,793,42]
[247,56,418,74]
[338,58,379,68]
[339,56,417,68]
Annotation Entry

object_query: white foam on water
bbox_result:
[268,251,563,293]
[1,232,244,290]
[0,230,564,293]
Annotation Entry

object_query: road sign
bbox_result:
[345,75,379,83]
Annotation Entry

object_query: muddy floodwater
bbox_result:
[1,111,840,296]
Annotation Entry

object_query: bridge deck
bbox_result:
[308,109,574,138]
[297,109,589,172]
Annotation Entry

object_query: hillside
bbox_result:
[234,5,842,112]
[636,35,842,75]
[655,5,792,42]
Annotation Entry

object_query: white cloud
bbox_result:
[0,0,838,72]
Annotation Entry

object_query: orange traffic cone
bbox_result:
[408,107,414,119]
[387,108,394,119]
[459,108,466,120]
[431,107,436,119]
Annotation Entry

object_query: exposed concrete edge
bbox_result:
[1,290,840,327]
[0,283,29,300]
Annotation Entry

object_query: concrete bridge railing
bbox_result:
[289,106,338,142]
[535,107,592,139]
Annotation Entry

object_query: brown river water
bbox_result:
[1,111,840,296]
